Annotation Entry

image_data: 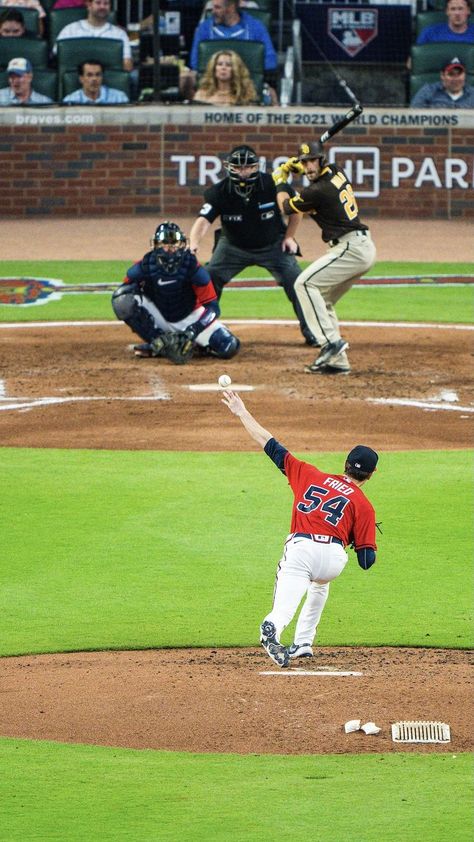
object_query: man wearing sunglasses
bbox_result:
[410,56,474,107]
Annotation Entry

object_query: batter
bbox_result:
[273,140,377,374]
[221,388,379,668]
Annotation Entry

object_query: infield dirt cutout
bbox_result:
[0,217,472,756]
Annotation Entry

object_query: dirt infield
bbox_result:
[0,217,472,756]
[0,647,472,755]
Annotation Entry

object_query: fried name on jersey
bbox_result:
[323,477,355,495]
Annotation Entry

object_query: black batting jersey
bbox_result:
[279,164,369,243]
[198,173,287,250]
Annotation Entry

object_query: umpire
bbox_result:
[189,144,318,346]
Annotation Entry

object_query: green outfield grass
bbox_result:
[1,447,471,656]
[0,260,473,324]
[0,739,471,842]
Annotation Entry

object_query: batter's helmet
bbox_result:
[297,140,325,162]
[152,221,187,273]
[223,144,260,199]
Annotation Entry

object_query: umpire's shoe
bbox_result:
[306,339,349,372]
[260,620,290,668]
[288,643,313,659]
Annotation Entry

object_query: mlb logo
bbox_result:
[328,8,378,57]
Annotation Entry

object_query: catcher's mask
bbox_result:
[223,144,260,199]
[152,222,187,273]
[297,140,326,164]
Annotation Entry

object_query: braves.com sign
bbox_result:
[328,9,378,57]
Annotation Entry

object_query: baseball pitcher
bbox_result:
[221,389,379,668]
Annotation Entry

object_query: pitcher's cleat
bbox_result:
[288,643,314,659]
[260,620,290,668]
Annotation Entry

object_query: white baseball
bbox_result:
[218,374,232,388]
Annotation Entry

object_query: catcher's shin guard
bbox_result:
[207,327,240,359]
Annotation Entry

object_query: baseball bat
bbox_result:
[0,277,118,306]
[319,103,363,144]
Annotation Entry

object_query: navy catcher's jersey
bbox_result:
[199,173,287,249]
[126,249,216,322]
[279,164,369,243]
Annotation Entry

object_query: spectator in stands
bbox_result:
[193,49,258,105]
[55,0,133,72]
[189,0,278,73]
[411,55,474,106]
[0,0,45,36]
[193,48,277,105]
[417,0,474,44]
[0,56,53,104]
[62,59,129,104]
[0,9,27,36]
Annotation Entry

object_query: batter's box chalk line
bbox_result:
[260,669,363,677]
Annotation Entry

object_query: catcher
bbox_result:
[112,221,240,364]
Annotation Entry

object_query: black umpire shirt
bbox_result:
[198,173,287,250]
[279,164,369,243]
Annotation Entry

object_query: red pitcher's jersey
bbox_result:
[284,452,376,550]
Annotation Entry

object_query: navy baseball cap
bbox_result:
[442,57,465,73]
[346,445,378,473]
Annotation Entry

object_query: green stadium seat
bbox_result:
[57,36,124,71]
[0,36,49,69]
[411,43,474,74]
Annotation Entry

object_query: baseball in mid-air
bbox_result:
[218,374,232,388]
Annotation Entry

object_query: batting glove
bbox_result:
[285,156,306,175]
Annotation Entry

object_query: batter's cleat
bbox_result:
[306,363,351,375]
[306,339,349,372]
[260,620,290,668]
[288,643,314,659]
[133,342,153,358]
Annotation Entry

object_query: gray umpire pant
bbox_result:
[206,234,311,338]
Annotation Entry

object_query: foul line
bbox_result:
[368,397,474,414]
[0,319,472,331]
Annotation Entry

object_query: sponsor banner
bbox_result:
[0,107,472,129]
[170,150,474,196]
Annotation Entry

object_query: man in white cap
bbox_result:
[0,57,54,104]
[411,56,474,107]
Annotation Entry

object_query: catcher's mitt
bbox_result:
[151,330,194,365]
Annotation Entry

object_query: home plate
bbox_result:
[188,383,254,392]
[260,669,363,676]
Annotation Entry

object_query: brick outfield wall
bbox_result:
[0,122,472,218]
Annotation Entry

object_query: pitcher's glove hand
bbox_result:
[151,330,194,365]
[272,157,305,186]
